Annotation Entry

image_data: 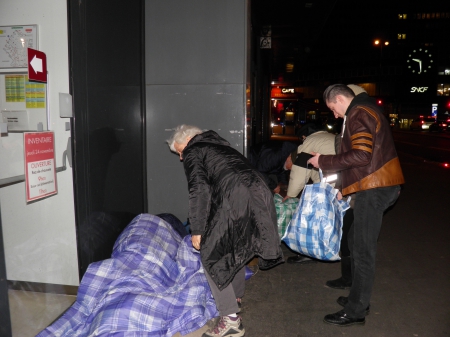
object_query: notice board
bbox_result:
[23,131,57,202]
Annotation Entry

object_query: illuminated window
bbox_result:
[286,63,294,73]
[437,84,450,97]
[398,14,407,19]
[397,34,406,40]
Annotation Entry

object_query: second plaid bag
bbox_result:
[274,193,299,240]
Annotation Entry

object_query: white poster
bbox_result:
[0,25,38,68]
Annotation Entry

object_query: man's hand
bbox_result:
[273,183,281,194]
[191,235,201,250]
[307,152,321,168]
[282,196,291,203]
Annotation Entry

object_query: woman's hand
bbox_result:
[191,235,202,250]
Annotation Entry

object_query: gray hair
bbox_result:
[323,84,355,103]
[167,124,203,152]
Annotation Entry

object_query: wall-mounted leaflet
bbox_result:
[0,73,47,131]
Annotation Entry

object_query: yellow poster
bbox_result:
[5,74,25,102]
[25,76,46,108]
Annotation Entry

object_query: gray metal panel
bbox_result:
[145,0,248,221]
[146,84,245,220]
[146,0,246,85]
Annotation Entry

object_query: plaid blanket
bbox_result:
[36,214,218,337]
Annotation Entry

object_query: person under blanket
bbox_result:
[36,213,218,337]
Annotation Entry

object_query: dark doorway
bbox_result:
[67,0,147,279]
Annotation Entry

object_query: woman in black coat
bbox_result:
[168,125,283,337]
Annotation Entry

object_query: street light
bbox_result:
[374,39,389,69]
[373,39,389,97]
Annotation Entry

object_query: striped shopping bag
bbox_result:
[281,170,350,261]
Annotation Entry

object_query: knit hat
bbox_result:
[281,142,298,162]
[347,84,367,96]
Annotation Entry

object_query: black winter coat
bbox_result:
[182,131,284,289]
[248,141,298,190]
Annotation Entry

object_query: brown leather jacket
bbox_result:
[319,94,405,196]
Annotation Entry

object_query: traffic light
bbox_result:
[377,99,382,105]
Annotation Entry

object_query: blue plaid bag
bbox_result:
[281,169,350,261]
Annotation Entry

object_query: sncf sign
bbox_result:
[410,86,428,93]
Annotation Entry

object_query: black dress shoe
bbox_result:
[336,296,370,316]
[323,309,365,326]
[326,277,352,289]
[287,255,318,264]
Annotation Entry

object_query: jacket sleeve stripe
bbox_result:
[352,139,373,146]
[350,132,372,140]
[359,106,381,132]
[352,145,373,153]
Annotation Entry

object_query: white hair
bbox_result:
[167,124,203,152]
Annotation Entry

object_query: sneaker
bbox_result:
[202,315,245,337]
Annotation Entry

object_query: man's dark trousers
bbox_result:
[345,185,401,318]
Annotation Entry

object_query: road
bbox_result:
[393,129,450,163]
[270,128,450,164]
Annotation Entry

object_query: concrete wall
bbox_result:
[145,0,249,221]
[0,0,78,285]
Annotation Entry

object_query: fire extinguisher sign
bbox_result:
[23,132,58,202]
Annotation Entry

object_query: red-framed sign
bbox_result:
[27,48,47,83]
[23,132,57,202]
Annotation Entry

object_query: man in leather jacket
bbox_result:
[308,84,405,327]
[325,85,367,290]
